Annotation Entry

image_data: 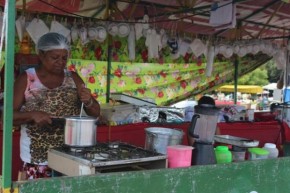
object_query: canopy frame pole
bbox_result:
[2,0,15,191]
[106,42,112,103]
[105,0,112,103]
[234,56,239,104]
[284,38,290,103]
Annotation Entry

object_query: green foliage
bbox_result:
[238,67,269,86]
[265,59,283,83]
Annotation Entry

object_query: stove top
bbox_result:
[49,142,167,168]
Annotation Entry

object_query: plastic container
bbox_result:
[215,146,232,164]
[248,147,269,160]
[167,145,193,168]
[231,151,246,162]
[263,143,279,159]
[246,109,255,121]
[145,127,184,154]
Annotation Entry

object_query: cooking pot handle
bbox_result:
[188,114,200,138]
[51,118,66,127]
[42,118,65,133]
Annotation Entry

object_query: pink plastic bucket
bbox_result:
[167,145,193,168]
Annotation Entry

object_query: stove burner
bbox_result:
[94,153,109,160]
[108,142,119,149]
[49,141,167,176]
[69,147,84,153]
[56,141,165,163]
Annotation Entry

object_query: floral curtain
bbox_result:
[68,53,270,105]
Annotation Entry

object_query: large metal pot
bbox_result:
[145,127,184,154]
[56,116,98,147]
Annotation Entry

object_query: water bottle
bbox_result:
[263,143,279,159]
[215,146,232,164]
[262,96,268,110]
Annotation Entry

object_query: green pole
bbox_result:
[106,40,112,103]
[2,0,15,190]
[234,57,239,104]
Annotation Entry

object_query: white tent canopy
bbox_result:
[263,83,277,90]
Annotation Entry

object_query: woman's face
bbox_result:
[39,49,68,74]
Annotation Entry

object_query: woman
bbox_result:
[13,32,100,179]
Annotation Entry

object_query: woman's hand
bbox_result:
[30,111,52,126]
[78,84,93,105]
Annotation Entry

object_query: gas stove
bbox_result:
[48,142,167,176]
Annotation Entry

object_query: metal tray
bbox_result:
[110,93,157,106]
[214,135,259,147]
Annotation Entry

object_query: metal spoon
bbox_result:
[79,84,86,118]
[80,102,84,118]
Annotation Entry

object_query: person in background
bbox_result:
[187,95,221,146]
[13,32,100,180]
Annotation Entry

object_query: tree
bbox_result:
[237,59,282,85]
[238,67,269,86]
[265,59,283,83]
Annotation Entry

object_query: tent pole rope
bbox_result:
[234,56,239,104]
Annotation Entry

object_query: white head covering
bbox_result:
[36,32,70,54]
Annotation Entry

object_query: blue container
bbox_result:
[284,88,290,103]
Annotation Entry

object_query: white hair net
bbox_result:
[36,32,70,54]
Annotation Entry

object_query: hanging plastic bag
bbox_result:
[189,38,206,57]
[108,22,118,37]
[26,18,49,44]
[79,26,89,45]
[118,23,130,38]
[15,15,26,42]
[96,26,107,42]
[50,20,70,38]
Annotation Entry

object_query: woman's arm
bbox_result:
[13,73,52,126]
[71,72,100,118]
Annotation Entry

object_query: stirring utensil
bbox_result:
[79,84,86,118]
[80,102,84,118]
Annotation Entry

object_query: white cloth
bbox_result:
[209,0,234,26]
[145,29,162,59]
[135,19,143,40]
[20,125,33,164]
[205,45,215,77]
[128,25,136,60]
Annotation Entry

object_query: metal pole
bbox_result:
[234,57,239,104]
[106,38,112,103]
[2,0,15,191]
[105,1,111,103]
[284,38,290,103]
